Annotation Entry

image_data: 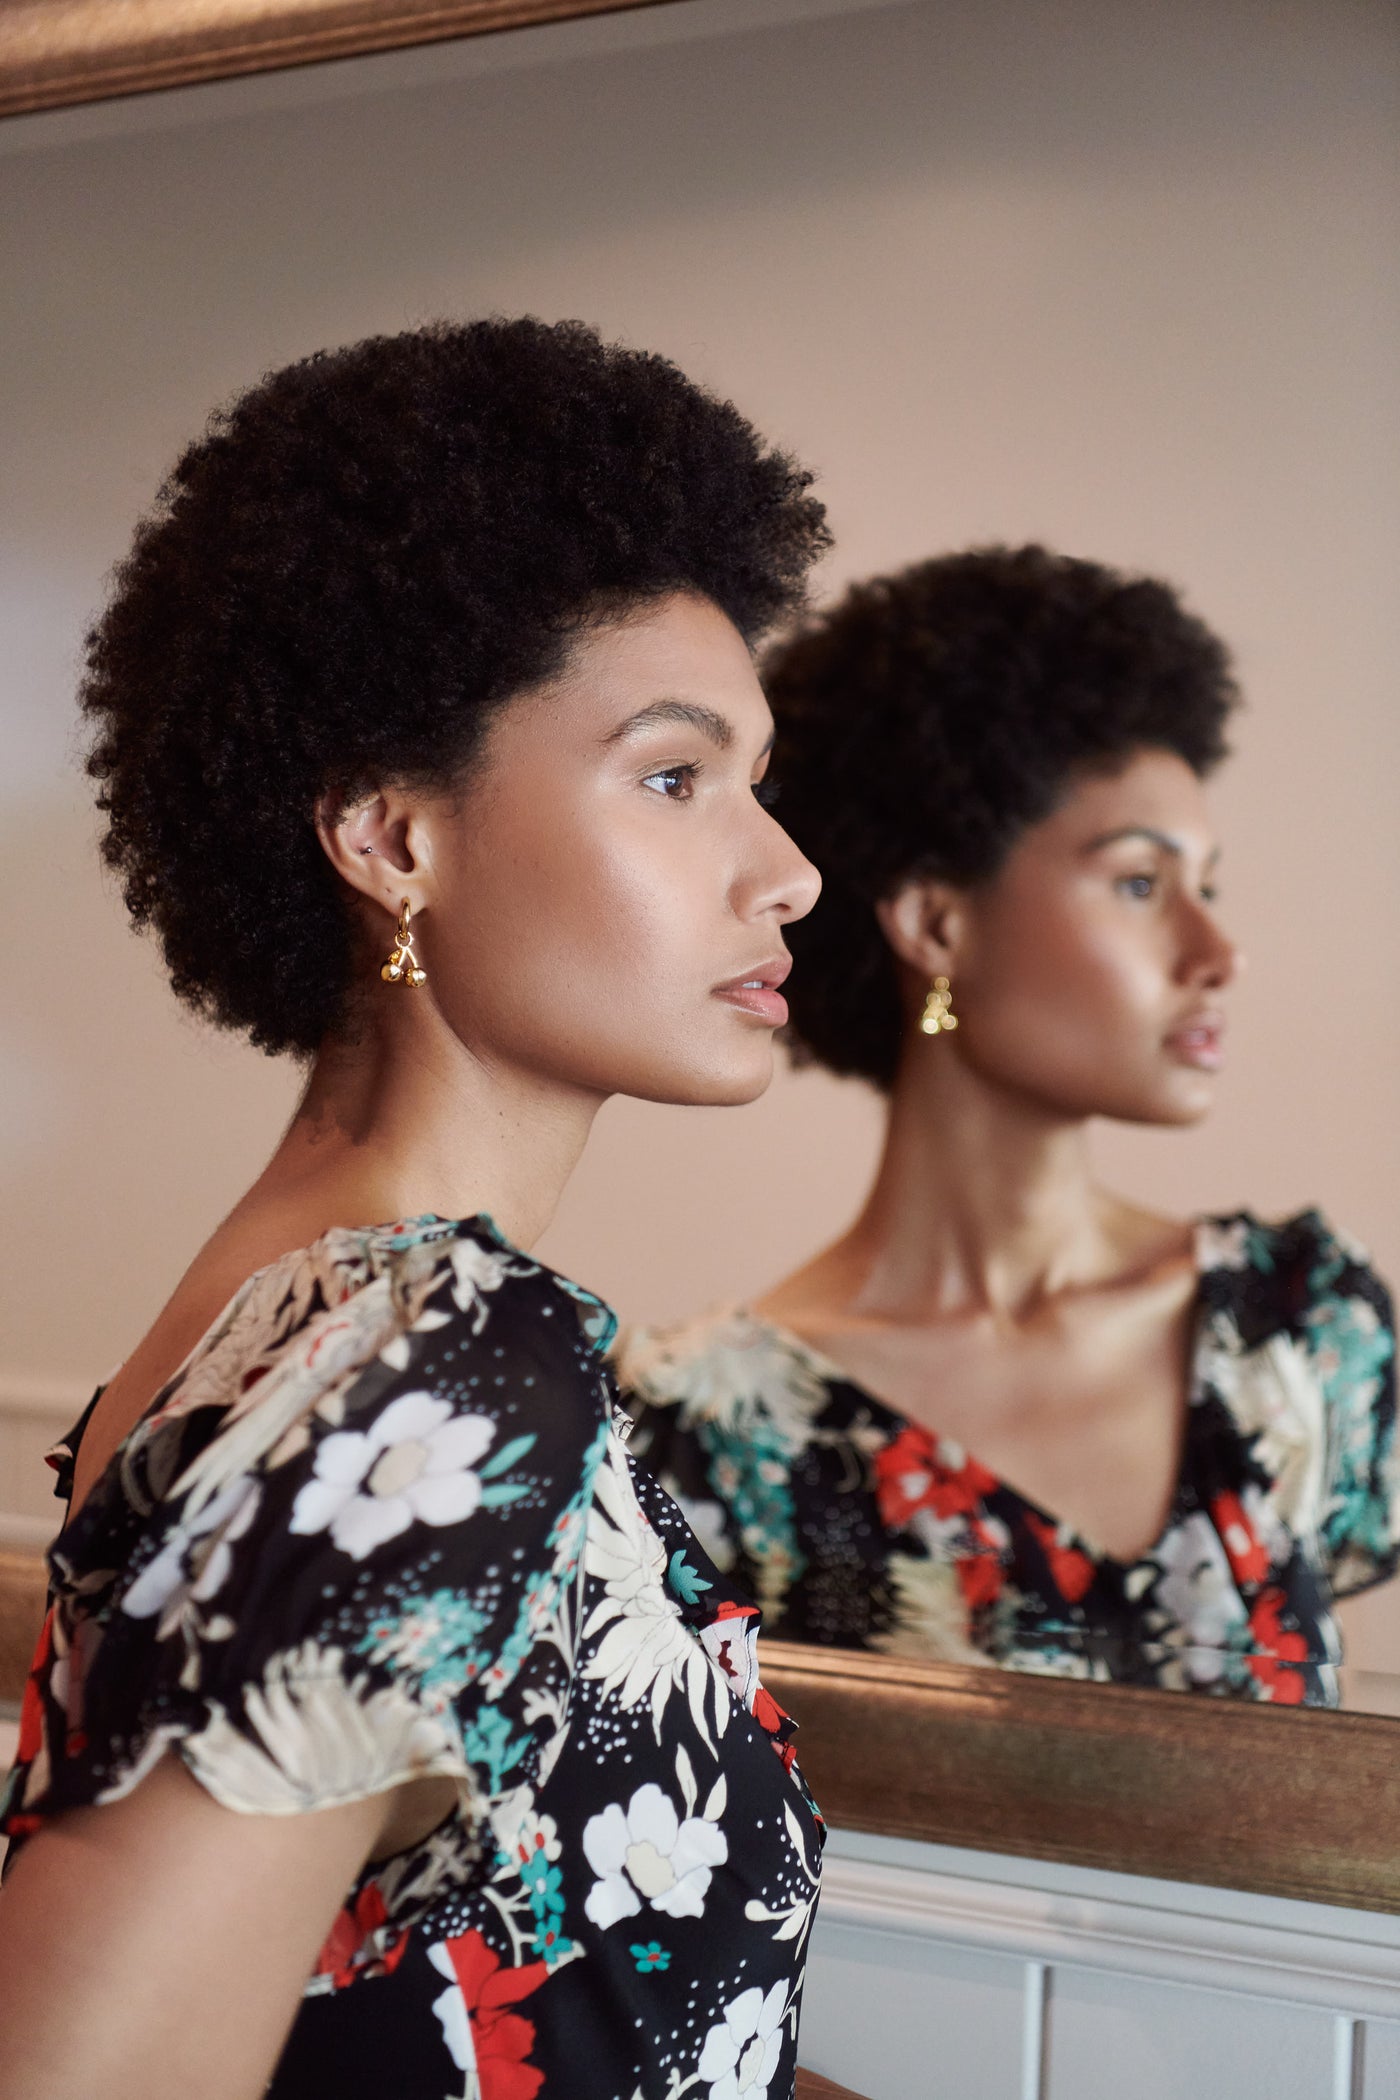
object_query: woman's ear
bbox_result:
[874,878,966,979]
[314,790,433,919]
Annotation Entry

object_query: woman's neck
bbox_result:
[231,995,602,1255]
[785,1049,1179,1331]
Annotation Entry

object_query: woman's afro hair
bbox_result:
[83,316,829,1057]
[767,543,1239,1090]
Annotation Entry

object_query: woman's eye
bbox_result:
[1201,884,1221,906]
[753,778,781,810]
[1117,873,1158,900]
[641,764,698,801]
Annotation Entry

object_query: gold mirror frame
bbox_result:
[1,3,1393,1918]
[762,1642,1400,1915]
[0,0,685,120]
[3,1550,1398,1912]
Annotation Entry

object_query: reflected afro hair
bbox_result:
[83,317,829,1057]
[767,544,1238,1090]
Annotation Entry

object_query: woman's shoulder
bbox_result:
[1196,1207,1393,1346]
[65,1216,616,1554]
[612,1303,833,1424]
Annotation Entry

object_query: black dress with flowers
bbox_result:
[616,1213,1398,1706]
[1,1217,824,2100]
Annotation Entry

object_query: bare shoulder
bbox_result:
[68,1205,335,1519]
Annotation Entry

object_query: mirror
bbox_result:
[1,0,1396,1916]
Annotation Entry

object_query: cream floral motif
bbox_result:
[92,1640,469,1817]
[447,1237,537,1335]
[1198,1322,1328,1541]
[581,1430,733,1751]
[290,1391,496,1560]
[874,1553,985,1666]
[616,1311,828,1459]
[121,1473,261,1628]
[582,1780,727,1928]
[696,1981,789,2100]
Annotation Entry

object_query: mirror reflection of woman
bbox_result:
[0,320,855,2099]
[619,546,1398,1706]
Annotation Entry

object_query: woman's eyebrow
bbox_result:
[1084,826,1221,865]
[605,698,734,748]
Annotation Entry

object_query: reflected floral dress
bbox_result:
[616,1213,1398,1706]
[1,1216,825,2099]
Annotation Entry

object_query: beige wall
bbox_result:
[1,0,1396,1443]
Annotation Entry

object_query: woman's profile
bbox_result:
[0,319,845,2099]
[618,546,1397,1704]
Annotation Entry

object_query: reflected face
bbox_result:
[950,748,1240,1124]
[422,591,820,1106]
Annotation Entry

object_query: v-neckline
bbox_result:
[733,1218,1215,1575]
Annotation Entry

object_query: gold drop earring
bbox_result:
[381,898,427,988]
[919,975,958,1035]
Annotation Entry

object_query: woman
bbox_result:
[0,319,841,2100]
[618,545,1397,1704]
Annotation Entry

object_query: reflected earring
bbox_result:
[919,975,958,1036]
[381,898,427,988]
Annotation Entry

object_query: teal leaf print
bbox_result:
[667,1549,713,1605]
[479,1433,538,1480]
[463,1703,531,1793]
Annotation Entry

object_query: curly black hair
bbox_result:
[767,544,1239,1090]
[83,317,829,1057]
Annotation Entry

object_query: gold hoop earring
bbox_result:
[919,975,957,1036]
[381,898,427,988]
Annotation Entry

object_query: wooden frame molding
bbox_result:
[0,0,687,120]
[4,1554,1398,1915]
[761,1641,1400,1916]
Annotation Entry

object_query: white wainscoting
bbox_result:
[803,1830,1400,2100]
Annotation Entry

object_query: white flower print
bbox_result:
[290,1392,495,1560]
[448,1237,534,1333]
[583,1780,727,1928]
[1152,1511,1248,1680]
[582,1431,730,1750]
[426,1941,479,2075]
[122,1472,261,1628]
[696,1980,789,2100]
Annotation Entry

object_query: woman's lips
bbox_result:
[714,984,789,1025]
[1165,1017,1226,1070]
[713,956,791,1027]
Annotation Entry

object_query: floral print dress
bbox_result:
[616,1213,1398,1706]
[1,1216,824,2100]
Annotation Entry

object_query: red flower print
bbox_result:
[1212,1491,1271,1589]
[437,1929,548,2100]
[956,1533,1006,1610]
[872,1423,999,1531]
[1247,1589,1309,1705]
[314,1884,409,1991]
[1024,1513,1095,1605]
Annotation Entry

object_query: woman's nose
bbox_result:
[1188,909,1243,990]
[754,815,822,926]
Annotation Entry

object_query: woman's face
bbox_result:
[939,748,1240,1125]
[418,591,820,1107]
